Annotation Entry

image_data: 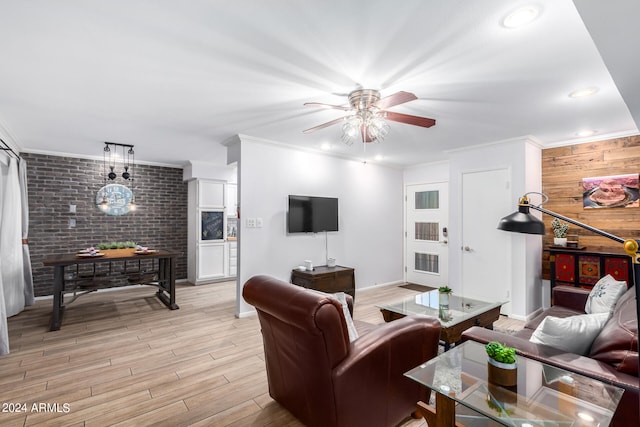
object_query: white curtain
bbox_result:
[0,155,8,355]
[19,160,34,307]
[0,157,26,355]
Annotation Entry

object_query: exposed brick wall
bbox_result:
[22,153,187,296]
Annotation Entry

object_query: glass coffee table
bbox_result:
[405,340,623,426]
[377,290,504,350]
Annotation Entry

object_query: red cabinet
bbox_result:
[549,248,632,297]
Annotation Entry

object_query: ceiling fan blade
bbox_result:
[303,102,351,111]
[303,117,346,133]
[384,111,436,128]
[375,91,418,109]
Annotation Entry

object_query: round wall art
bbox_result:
[96,183,134,216]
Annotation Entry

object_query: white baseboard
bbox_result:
[356,280,405,293]
[237,309,256,319]
[508,307,543,323]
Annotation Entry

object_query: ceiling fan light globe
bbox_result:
[342,120,360,138]
[341,133,355,146]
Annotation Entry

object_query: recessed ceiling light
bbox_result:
[374,155,384,161]
[503,6,540,28]
[576,130,596,137]
[569,87,599,98]
[320,143,331,150]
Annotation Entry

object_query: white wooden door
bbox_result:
[461,169,511,315]
[405,183,449,287]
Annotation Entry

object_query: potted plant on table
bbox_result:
[437,286,453,320]
[438,286,452,307]
[485,341,518,387]
[551,218,569,247]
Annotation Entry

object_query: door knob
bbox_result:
[463,246,472,252]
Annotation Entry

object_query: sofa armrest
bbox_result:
[462,327,639,391]
[553,286,589,312]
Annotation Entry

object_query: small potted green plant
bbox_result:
[437,286,452,310]
[551,218,569,247]
[485,341,517,386]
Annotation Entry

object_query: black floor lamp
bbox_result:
[497,192,640,414]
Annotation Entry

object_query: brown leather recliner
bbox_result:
[243,275,441,427]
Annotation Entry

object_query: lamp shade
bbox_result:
[497,204,545,235]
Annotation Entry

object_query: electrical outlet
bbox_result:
[69,218,76,228]
[69,204,76,213]
[247,218,256,228]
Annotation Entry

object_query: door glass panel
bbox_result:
[415,253,439,273]
[415,190,439,209]
[415,222,439,241]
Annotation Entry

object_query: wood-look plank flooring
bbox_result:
[2,281,523,426]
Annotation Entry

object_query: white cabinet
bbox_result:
[228,241,237,277]
[226,183,237,217]
[224,183,238,279]
[200,180,225,208]
[188,179,227,285]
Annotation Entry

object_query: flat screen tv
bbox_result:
[288,195,338,233]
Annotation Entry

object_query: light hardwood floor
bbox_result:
[2,281,522,426]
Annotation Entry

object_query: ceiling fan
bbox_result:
[303,89,436,144]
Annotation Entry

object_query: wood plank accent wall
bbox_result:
[541,135,640,279]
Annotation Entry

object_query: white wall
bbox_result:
[183,160,236,183]
[523,141,543,315]
[403,160,449,185]
[236,137,404,316]
[232,135,543,319]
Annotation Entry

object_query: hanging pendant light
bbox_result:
[126,146,136,210]
[99,142,137,213]
[100,145,110,211]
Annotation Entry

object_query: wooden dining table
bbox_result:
[42,248,179,331]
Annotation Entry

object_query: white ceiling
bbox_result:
[0,0,637,167]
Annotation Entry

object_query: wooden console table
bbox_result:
[43,248,179,331]
[549,248,632,301]
[290,265,355,299]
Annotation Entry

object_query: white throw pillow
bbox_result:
[333,292,359,342]
[584,274,627,314]
[529,312,610,355]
